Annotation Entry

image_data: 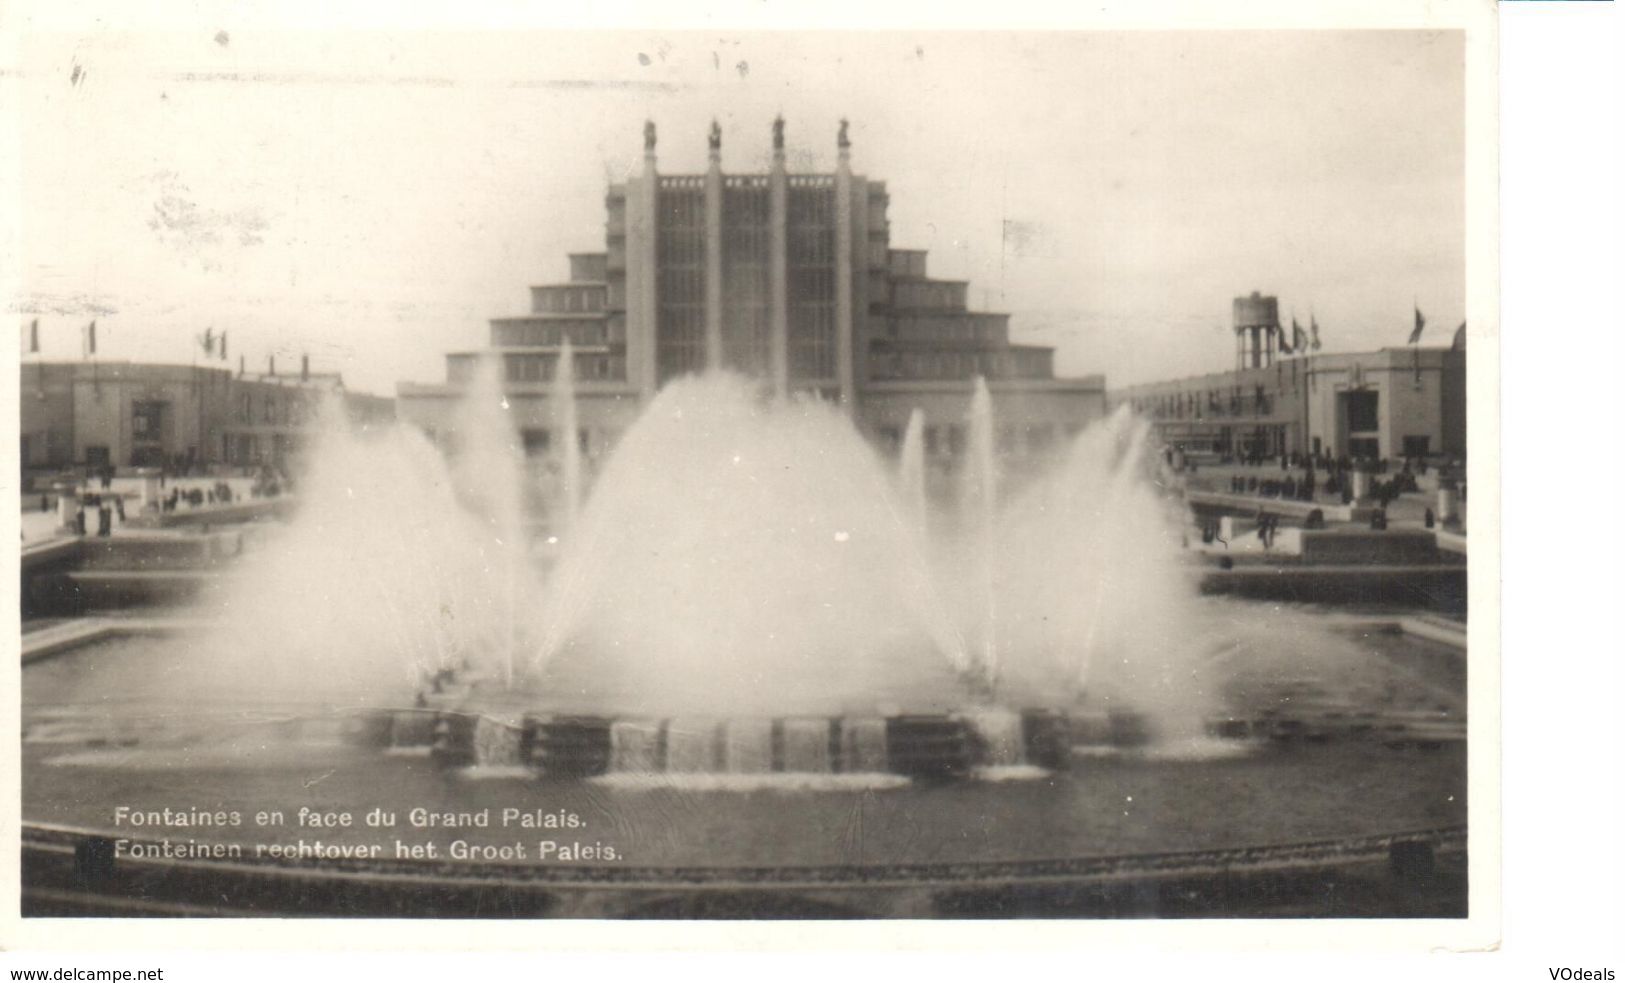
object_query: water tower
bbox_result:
[1234,292,1281,369]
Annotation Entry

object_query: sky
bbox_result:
[9,30,1465,395]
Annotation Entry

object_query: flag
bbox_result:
[1408,306,1426,344]
[1276,323,1293,355]
[199,327,215,357]
[1310,313,1322,351]
[84,320,96,357]
[1291,316,1309,354]
[28,318,39,353]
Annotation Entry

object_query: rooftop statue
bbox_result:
[709,119,722,151]
[772,115,785,151]
[644,120,656,153]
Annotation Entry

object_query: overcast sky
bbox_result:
[11,30,1464,395]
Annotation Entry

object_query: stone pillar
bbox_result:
[1437,486,1459,524]
[833,134,856,416]
[704,130,725,373]
[636,139,661,397]
[134,467,162,512]
[1351,470,1372,502]
[851,175,871,391]
[768,121,790,398]
[53,482,80,531]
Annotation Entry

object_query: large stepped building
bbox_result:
[396,119,1105,467]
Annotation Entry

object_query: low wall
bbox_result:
[1187,491,1371,526]
[20,537,82,574]
[63,570,223,611]
[77,532,244,571]
[1199,565,1466,614]
[147,497,294,528]
[22,528,247,617]
[1297,529,1444,566]
[20,821,1466,918]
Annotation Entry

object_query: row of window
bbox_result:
[868,350,1051,381]
[787,200,836,380]
[888,250,928,279]
[492,321,618,348]
[891,316,1008,345]
[722,196,773,376]
[424,425,609,459]
[531,285,605,314]
[503,354,627,383]
[1128,385,1276,421]
[874,421,1083,457]
[226,433,296,467]
[892,280,967,311]
[237,391,311,426]
[657,197,708,382]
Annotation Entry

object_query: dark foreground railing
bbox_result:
[21,822,1467,919]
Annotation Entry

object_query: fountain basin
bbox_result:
[396,709,1075,779]
[19,614,1467,917]
[371,701,1462,779]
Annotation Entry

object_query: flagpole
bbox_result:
[31,318,44,397]
[1412,299,1422,382]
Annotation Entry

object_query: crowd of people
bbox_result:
[1219,452,1461,509]
[1185,448,1469,551]
[37,462,294,538]
[69,491,126,537]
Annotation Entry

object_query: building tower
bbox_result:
[400,119,1105,460]
[1234,292,1281,370]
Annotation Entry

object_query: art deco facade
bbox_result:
[1111,294,1467,463]
[17,360,394,473]
[397,120,1106,466]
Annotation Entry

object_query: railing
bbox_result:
[20,820,1465,888]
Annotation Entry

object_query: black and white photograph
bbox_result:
[6,2,1511,944]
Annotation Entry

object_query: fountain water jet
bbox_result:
[550,339,583,535]
[191,400,528,703]
[897,408,928,531]
[964,378,999,695]
[451,355,531,689]
[530,374,972,716]
[987,404,1213,741]
[201,365,1220,763]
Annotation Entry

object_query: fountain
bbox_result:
[181,370,1226,776]
[183,394,526,703]
[19,364,1468,916]
[327,369,1228,780]
[550,339,583,535]
[964,378,1000,694]
[448,354,531,689]
[530,375,974,720]
[898,408,928,531]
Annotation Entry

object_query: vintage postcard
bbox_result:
[3,0,1501,954]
